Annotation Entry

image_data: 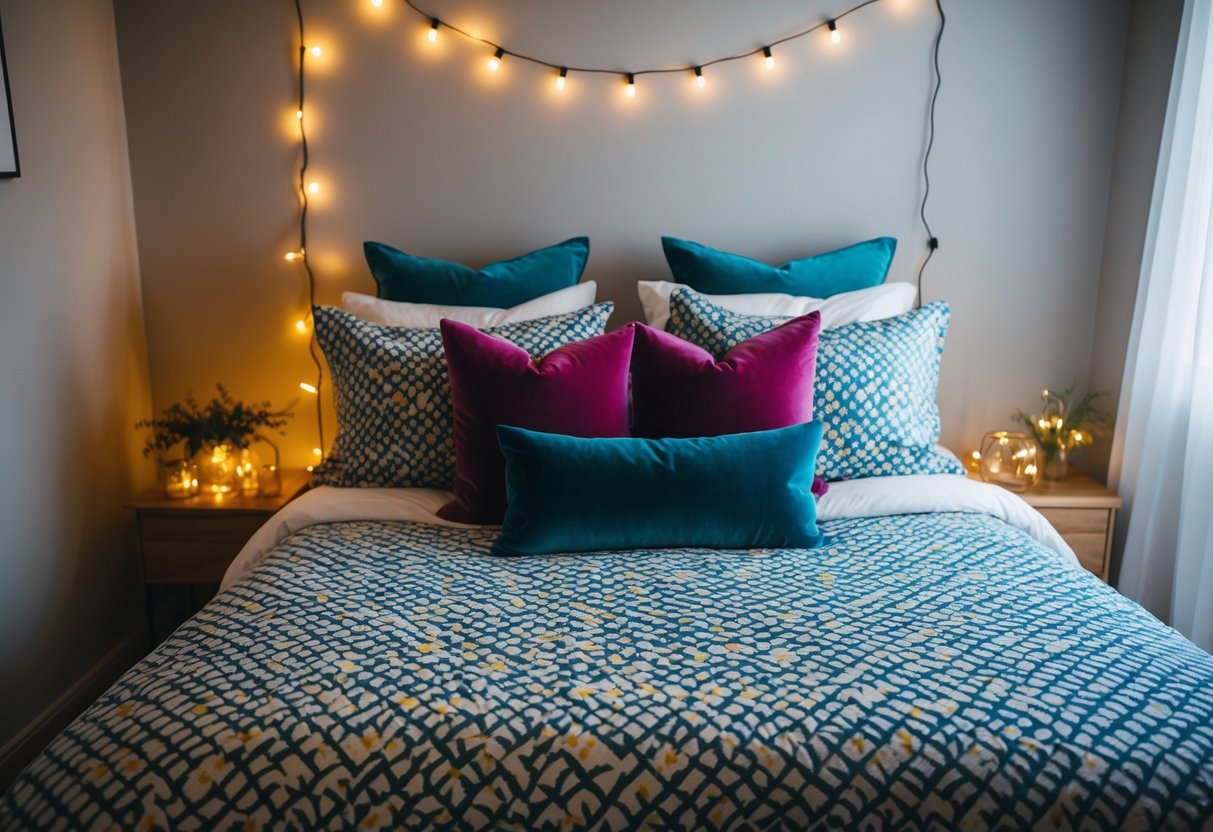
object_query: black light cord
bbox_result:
[401,0,884,77]
[916,0,945,307]
[293,0,326,458]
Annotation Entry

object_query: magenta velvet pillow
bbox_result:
[631,313,827,496]
[631,313,821,437]
[438,319,635,524]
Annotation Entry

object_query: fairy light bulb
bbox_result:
[284,250,303,262]
[625,73,636,98]
[555,67,567,91]
[428,18,439,43]
[309,45,323,58]
[295,319,308,333]
[299,382,318,394]
[694,67,705,88]
[828,20,841,44]
[487,47,504,71]
[312,447,323,457]
[371,0,383,6]
[295,109,303,120]
[763,47,774,70]
[307,181,320,194]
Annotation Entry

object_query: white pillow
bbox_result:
[342,281,598,328]
[636,281,916,331]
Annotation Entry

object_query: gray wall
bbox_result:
[113,0,1133,467]
[0,0,153,783]
[1087,0,1184,482]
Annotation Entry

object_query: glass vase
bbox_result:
[1040,442,1068,481]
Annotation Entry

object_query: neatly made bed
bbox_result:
[4,478,1211,829]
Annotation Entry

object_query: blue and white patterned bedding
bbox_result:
[4,512,1212,830]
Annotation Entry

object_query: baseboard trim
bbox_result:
[0,627,147,791]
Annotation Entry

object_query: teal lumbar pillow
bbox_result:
[660,236,896,298]
[364,237,590,308]
[492,422,825,557]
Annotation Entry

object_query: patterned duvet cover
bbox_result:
[4,512,1212,830]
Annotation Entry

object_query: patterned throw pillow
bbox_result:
[666,288,965,482]
[312,303,614,489]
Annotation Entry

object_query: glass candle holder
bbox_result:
[259,464,282,498]
[235,447,260,495]
[979,431,1040,491]
[195,442,240,495]
[163,459,199,499]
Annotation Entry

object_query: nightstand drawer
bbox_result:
[1037,507,1113,578]
[140,512,267,583]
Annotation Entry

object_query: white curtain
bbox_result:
[1111,0,1213,651]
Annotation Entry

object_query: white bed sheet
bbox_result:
[222,475,1077,591]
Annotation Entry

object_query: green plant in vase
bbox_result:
[137,384,292,495]
[1013,385,1106,481]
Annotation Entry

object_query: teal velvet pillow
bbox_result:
[365,237,590,307]
[492,422,825,557]
[661,236,896,297]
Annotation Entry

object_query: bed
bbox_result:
[7,248,1213,829]
[4,477,1212,830]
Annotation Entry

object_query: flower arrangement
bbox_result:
[1013,385,1106,480]
[136,384,292,459]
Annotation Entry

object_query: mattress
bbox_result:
[3,478,1211,830]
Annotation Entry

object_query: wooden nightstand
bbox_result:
[968,468,1122,580]
[128,470,310,640]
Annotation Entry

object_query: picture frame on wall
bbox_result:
[1,9,20,179]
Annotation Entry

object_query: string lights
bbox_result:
[395,0,873,96]
[287,0,326,467]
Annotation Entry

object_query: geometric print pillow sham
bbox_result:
[311,303,614,489]
[666,288,965,482]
